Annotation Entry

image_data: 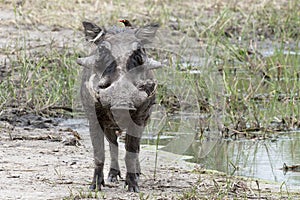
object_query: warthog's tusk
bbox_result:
[146,58,165,70]
[77,55,97,68]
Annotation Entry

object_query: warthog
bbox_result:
[77,20,162,192]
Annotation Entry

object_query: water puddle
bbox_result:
[185,132,300,186]
[151,133,300,187]
[142,110,300,187]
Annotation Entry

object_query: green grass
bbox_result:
[154,0,300,136]
[0,42,80,116]
[220,50,300,134]
[63,187,105,200]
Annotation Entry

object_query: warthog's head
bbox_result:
[78,21,162,127]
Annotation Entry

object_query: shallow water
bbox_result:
[143,110,300,187]
[186,132,300,186]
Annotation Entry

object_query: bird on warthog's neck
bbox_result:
[119,19,132,27]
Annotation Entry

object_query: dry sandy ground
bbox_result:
[0,119,199,200]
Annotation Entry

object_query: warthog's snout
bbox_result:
[96,76,149,110]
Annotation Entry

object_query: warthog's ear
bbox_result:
[135,23,159,44]
[82,21,105,44]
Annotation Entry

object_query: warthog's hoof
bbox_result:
[125,173,140,193]
[89,165,105,191]
[108,168,122,182]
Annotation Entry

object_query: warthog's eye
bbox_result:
[126,48,146,71]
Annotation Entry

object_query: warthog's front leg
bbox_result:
[88,114,105,191]
[124,129,143,192]
[105,128,122,182]
[90,164,104,191]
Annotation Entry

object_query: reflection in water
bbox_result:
[185,132,300,186]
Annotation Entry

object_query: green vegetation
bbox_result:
[0,45,80,116]
[151,0,300,137]
[63,188,105,200]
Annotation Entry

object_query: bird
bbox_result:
[119,19,132,27]
[105,19,133,35]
